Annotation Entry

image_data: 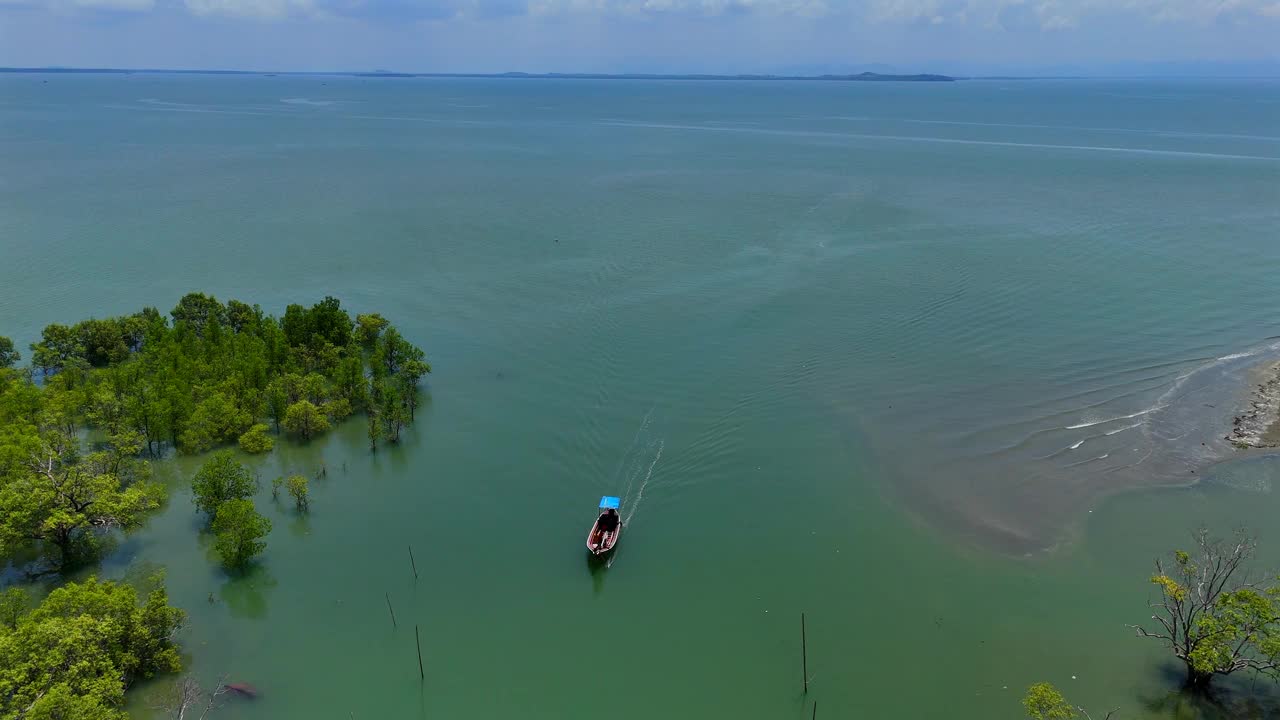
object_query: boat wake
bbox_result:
[610,406,654,487]
[604,411,666,568]
[623,440,663,528]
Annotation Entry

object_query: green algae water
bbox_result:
[2,74,1280,719]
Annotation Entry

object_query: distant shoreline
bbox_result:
[0,67,955,82]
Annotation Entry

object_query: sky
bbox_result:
[1,0,1279,75]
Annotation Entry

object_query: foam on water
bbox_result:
[1063,453,1109,468]
[1106,423,1145,436]
[599,120,1280,162]
[623,440,663,528]
[1064,407,1161,430]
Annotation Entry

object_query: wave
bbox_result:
[1064,454,1109,469]
[823,115,1280,143]
[1153,340,1280,410]
[598,121,1280,163]
[1065,407,1161,430]
[1106,423,1145,436]
[109,103,288,118]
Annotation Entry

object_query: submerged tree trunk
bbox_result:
[1185,664,1214,693]
[52,528,75,568]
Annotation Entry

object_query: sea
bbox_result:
[1,73,1279,719]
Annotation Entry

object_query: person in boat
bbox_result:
[597,508,620,547]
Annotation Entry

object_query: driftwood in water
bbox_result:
[221,682,259,699]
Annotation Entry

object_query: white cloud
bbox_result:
[529,0,829,17]
[6,0,1277,24]
[0,0,154,9]
[184,0,315,17]
[74,0,154,9]
[866,0,1280,29]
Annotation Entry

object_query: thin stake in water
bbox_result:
[802,612,809,694]
[385,592,397,628]
[415,625,425,681]
[812,700,817,720]
[409,544,418,580]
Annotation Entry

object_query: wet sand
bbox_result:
[1228,360,1280,449]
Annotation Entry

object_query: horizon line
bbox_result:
[2,66,1278,81]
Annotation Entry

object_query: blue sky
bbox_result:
[2,0,1278,75]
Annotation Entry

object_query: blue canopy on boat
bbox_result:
[600,496,621,510]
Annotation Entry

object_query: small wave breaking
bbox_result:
[1065,407,1160,430]
[1106,423,1144,436]
[1064,454,1109,469]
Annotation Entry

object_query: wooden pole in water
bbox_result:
[812,700,817,720]
[409,545,418,580]
[802,612,808,694]
[385,592,397,628]
[415,625,425,681]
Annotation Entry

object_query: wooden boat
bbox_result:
[587,496,622,556]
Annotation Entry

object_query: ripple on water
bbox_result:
[873,335,1280,553]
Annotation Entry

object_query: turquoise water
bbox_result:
[2,75,1280,718]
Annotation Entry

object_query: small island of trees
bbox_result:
[0,292,428,571]
[0,293,430,720]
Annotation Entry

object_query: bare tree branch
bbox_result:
[1134,527,1280,691]
[161,674,229,720]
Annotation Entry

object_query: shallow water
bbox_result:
[1,74,1280,718]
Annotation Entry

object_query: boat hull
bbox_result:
[586,515,621,555]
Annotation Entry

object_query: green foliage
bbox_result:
[190,451,257,518]
[238,423,275,454]
[0,588,27,630]
[0,423,162,566]
[1023,683,1075,719]
[17,294,424,458]
[211,498,271,569]
[265,379,289,433]
[1150,574,1186,602]
[372,378,410,443]
[366,407,382,452]
[373,326,429,378]
[355,313,390,349]
[283,296,352,350]
[0,576,184,720]
[28,323,80,375]
[1,293,428,569]
[224,299,261,333]
[283,400,330,440]
[1186,586,1280,675]
[1138,529,1280,689]
[179,392,252,453]
[324,397,353,421]
[0,337,18,368]
[169,292,226,336]
[286,474,309,510]
[28,313,149,374]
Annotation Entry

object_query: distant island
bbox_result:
[0,67,955,82]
